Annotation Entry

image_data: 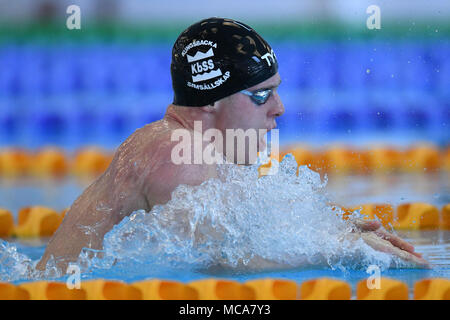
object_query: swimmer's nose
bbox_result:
[268,92,285,118]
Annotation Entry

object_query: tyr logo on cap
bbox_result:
[261,49,276,67]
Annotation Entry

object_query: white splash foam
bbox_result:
[76,154,408,276]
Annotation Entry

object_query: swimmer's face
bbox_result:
[214,73,284,163]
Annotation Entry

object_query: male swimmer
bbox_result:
[36,17,429,272]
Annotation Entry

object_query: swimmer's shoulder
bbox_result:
[112,117,190,173]
[105,119,168,177]
[115,118,170,155]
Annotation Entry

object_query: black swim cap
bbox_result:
[171,17,278,107]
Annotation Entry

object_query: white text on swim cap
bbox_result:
[183,39,229,88]
[182,40,217,57]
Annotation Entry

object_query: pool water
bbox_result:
[5,229,449,297]
[0,158,449,298]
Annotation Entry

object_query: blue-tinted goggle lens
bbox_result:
[240,89,273,105]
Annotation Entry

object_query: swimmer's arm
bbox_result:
[351,218,430,268]
[36,154,149,272]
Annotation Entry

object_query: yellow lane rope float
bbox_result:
[0,277,448,300]
[0,144,449,178]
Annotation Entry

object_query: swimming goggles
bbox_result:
[240,88,274,106]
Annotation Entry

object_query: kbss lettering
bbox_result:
[191,59,215,74]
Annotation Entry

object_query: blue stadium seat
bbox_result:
[435,54,450,94]
[364,42,400,90]
[336,43,368,90]
[16,47,45,95]
[76,47,111,93]
[137,46,172,92]
[274,43,304,89]
[365,104,395,131]
[0,102,20,137]
[308,44,338,89]
[47,49,76,95]
[0,46,19,97]
[109,55,140,93]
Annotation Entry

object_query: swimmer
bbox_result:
[36,17,429,272]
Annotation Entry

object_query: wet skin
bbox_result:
[36,73,429,272]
